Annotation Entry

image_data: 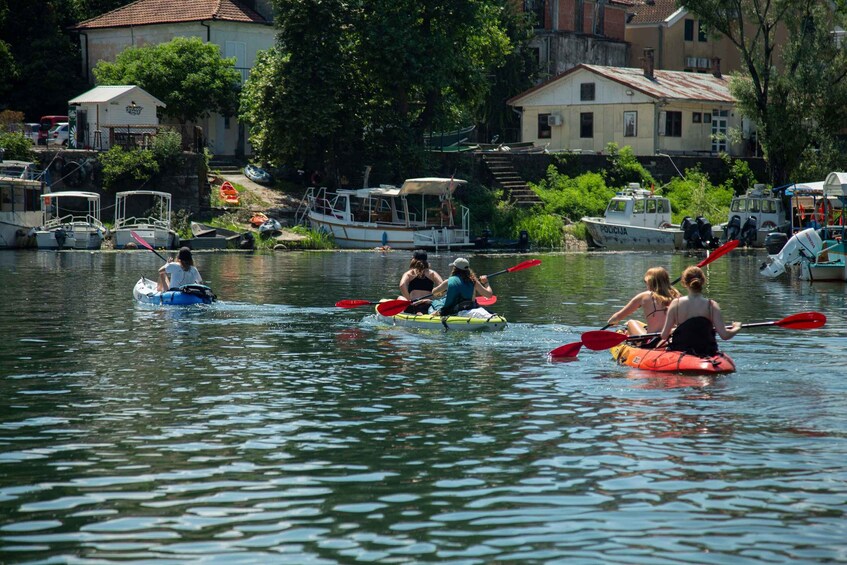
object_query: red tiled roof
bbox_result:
[73,0,269,30]
[627,0,682,25]
[508,63,734,105]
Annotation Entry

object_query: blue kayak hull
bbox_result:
[133,278,214,305]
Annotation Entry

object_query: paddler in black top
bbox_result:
[659,266,741,356]
[398,250,443,314]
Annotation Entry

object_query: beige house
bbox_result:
[72,0,276,157]
[507,52,745,156]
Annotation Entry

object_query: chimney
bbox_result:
[642,48,655,79]
[711,57,722,78]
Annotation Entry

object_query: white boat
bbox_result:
[0,160,45,248]
[760,172,847,281]
[114,190,179,249]
[581,184,684,250]
[35,191,106,250]
[299,173,472,250]
[716,185,789,247]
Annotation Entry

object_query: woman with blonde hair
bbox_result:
[659,266,741,356]
[607,267,680,338]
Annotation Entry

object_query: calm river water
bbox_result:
[1,249,845,563]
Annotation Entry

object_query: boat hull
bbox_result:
[0,212,41,248]
[375,306,506,332]
[800,241,847,281]
[35,225,103,250]
[309,213,472,250]
[611,340,736,374]
[114,226,177,249]
[133,278,214,305]
[583,217,684,250]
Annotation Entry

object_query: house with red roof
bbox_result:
[72,0,275,157]
[507,51,748,156]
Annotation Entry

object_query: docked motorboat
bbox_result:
[760,172,847,281]
[244,164,273,185]
[0,159,45,248]
[581,184,684,250]
[298,171,472,250]
[35,191,106,250]
[716,185,789,247]
[113,190,179,249]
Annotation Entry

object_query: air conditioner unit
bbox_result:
[547,114,563,126]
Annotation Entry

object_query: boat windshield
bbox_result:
[633,199,645,213]
[607,200,627,214]
[657,199,670,213]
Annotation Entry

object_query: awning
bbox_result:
[823,172,847,198]
[398,178,467,196]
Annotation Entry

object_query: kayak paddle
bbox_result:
[580,311,827,351]
[131,230,167,262]
[376,258,541,317]
[550,239,741,359]
[337,294,497,310]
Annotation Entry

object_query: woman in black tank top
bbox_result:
[398,250,444,314]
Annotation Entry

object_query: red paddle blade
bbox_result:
[775,311,827,329]
[376,299,410,317]
[581,330,630,351]
[549,341,582,358]
[476,295,497,306]
[335,299,374,308]
[697,239,739,269]
[131,230,153,251]
[507,259,541,273]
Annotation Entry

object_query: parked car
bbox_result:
[38,115,68,145]
[46,122,70,146]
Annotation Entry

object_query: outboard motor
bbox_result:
[725,214,741,242]
[739,216,758,247]
[696,216,718,249]
[760,228,823,278]
[474,229,491,249]
[681,216,702,249]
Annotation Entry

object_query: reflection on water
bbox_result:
[0,249,846,562]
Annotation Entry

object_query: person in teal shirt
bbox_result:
[429,257,493,316]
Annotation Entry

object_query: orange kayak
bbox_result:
[610,338,736,374]
[250,212,269,227]
[220,181,239,205]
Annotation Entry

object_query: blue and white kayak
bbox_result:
[133,277,216,306]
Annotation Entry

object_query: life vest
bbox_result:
[798,202,806,221]
[668,316,718,357]
[817,199,834,225]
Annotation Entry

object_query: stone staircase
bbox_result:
[209,158,242,175]
[481,153,542,207]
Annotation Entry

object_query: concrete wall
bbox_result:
[532,32,628,78]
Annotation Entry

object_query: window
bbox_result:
[624,111,637,137]
[693,112,702,123]
[665,111,682,137]
[698,20,708,42]
[538,113,552,139]
[658,199,670,213]
[647,199,657,214]
[580,112,593,138]
[580,83,596,101]
[607,199,627,213]
[633,199,645,213]
[703,113,712,123]
[684,19,694,41]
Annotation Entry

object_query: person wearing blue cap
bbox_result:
[429,257,493,316]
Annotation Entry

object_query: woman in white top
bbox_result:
[157,247,202,291]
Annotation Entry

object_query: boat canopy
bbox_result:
[41,191,100,200]
[347,177,467,199]
[785,181,824,197]
[115,190,172,199]
[823,172,847,198]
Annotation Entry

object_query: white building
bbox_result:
[68,85,165,150]
[72,0,276,157]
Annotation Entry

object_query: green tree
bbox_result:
[0,0,86,119]
[241,0,521,180]
[94,37,242,126]
[680,0,847,184]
